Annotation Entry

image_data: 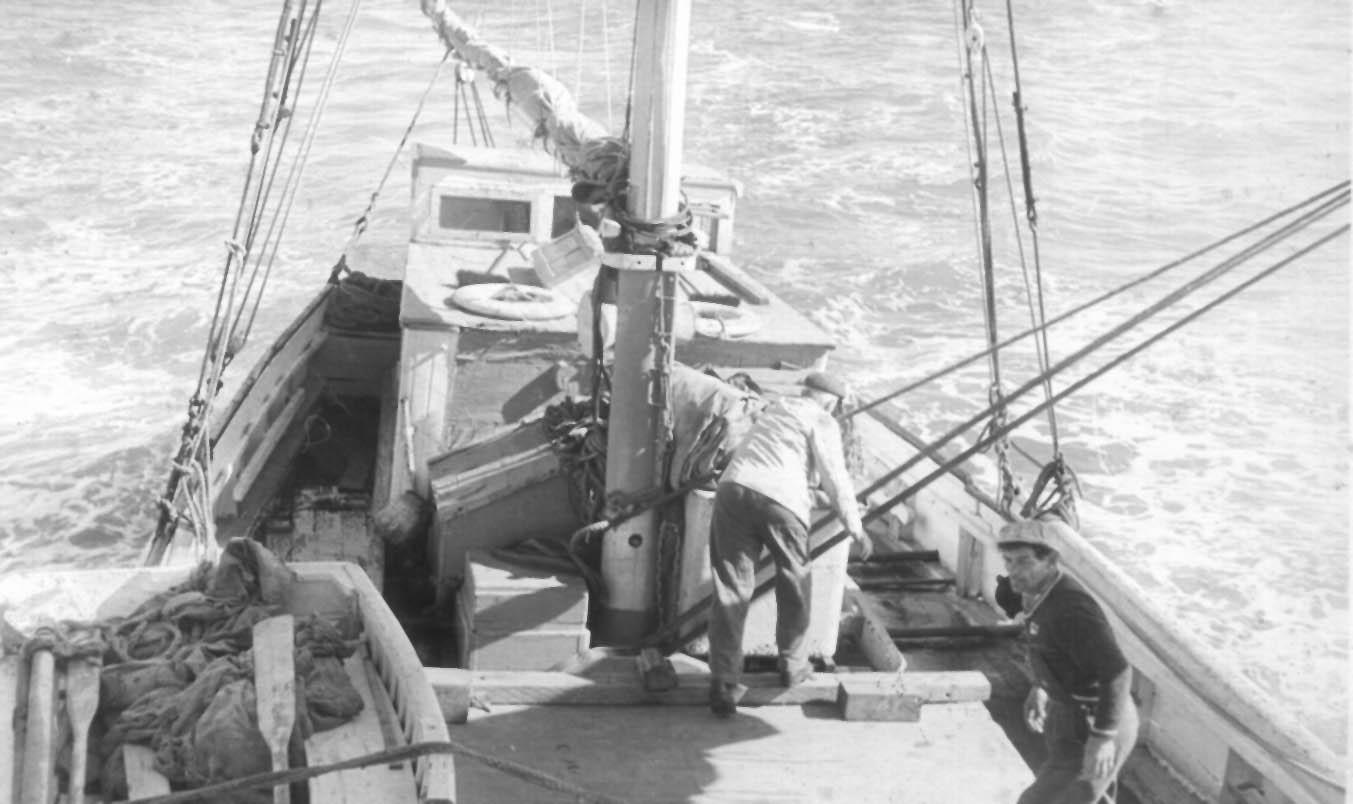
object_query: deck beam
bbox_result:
[427,666,989,724]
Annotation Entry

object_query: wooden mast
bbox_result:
[596,0,693,645]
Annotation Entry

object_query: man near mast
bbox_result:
[998,517,1139,803]
[706,372,871,718]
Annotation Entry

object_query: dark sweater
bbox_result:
[1025,572,1131,735]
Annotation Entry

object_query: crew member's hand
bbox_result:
[1023,686,1048,734]
[1081,733,1117,781]
[850,529,872,562]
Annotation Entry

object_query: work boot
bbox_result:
[777,657,814,688]
[709,679,747,718]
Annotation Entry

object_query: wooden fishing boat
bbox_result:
[4,0,1345,802]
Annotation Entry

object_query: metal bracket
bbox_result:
[599,252,696,273]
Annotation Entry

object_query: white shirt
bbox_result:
[721,396,864,534]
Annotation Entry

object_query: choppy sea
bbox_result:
[1,0,1347,754]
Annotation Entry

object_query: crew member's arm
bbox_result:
[808,413,869,557]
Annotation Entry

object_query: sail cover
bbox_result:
[420,0,611,171]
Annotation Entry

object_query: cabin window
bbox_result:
[438,195,531,234]
[551,195,581,238]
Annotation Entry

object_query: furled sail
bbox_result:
[420,0,611,172]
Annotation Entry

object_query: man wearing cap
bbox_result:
[998,518,1139,803]
[706,371,871,717]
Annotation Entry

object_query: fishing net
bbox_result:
[324,270,402,332]
[14,539,366,801]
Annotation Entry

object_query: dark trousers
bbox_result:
[1018,698,1139,804]
[707,482,811,685]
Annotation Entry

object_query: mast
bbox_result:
[596,0,693,645]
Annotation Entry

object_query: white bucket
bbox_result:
[534,225,603,288]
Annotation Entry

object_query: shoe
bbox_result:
[709,680,746,718]
[777,658,814,688]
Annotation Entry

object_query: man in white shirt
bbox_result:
[707,372,871,717]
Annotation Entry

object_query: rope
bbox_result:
[648,199,1349,650]
[955,0,1018,510]
[330,48,453,283]
[149,0,333,566]
[842,180,1351,422]
[852,190,1347,509]
[652,216,1342,646]
[128,739,627,804]
[983,53,1062,458]
[998,0,1060,458]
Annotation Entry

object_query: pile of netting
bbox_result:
[14,539,366,803]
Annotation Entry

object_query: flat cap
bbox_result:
[802,371,849,400]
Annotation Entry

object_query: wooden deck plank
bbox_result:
[451,702,1030,804]
[429,667,988,721]
[306,656,418,802]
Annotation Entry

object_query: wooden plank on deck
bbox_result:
[306,656,417,802]
[428,667,988,720]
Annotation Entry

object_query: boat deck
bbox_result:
[451,700,1032,803]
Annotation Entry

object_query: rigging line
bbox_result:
[241,0,364,344]
[863,222,1349,530]
[623,0,641,140]
[193,0,322,474]
[219,0,314,376]
[1003,0,1037,226]
[654,216,1353,641]
[854,192,1348,504]
[843,180,1351,421]
[332,49,453,274]
[665,221,1350,647]
[982,54,1061,451]
[195,0,306,394]
[471,79,495,147]
[961,2,1002,391]
[601,0,613,130]
[232,2,328,351]
[657,200,1345,641]
[459,78,479,145]
[996,0,1058,443]
[574,0,586,101]
[451,62,461,142]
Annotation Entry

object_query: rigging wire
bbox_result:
[955,0,1022,510]
[861,220,1348,526]
[329,49,454,281]
[230,4,327,354]
[662,215,1350,651]
[852,190,1349,505]
[999,0,1060,457]
[195,0,306,401]
[600,0,614,130]
[842,180,1351,421]
[982,54,1062,456]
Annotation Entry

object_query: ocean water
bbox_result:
[0,0,1347,754]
